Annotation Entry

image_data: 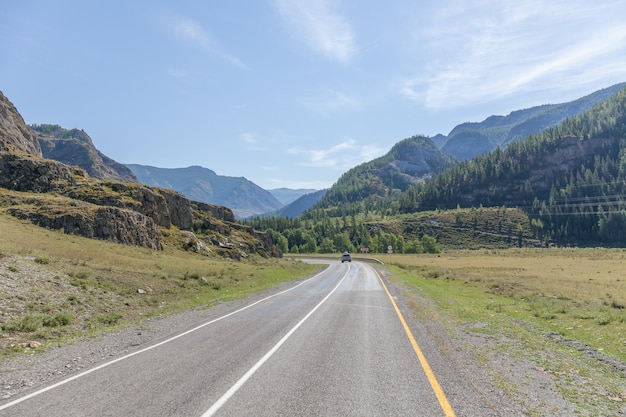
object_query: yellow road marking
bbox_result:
[374,268,457,417]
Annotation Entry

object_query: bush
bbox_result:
[96,312,122,325]
[55,312,74,326]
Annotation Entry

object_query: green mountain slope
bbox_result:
[314,135,456,211]
[401,84,626,245]
[441,82,626,160]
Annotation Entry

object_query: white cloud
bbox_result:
[241,132,257,144]
[288,138,385,171]
[171,17,248,70]
[399,1,626,109]
[272,0,356,63]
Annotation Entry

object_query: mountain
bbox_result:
[126,164,282,219]
[0,91,42,156]
[31,124,137,183]
[313,135,456,210]
[255,189,328,219]
[0,90,280,258]
[276,189,328,218]
[268,188,318,205]
[400,84,626,245]
[440,82,626,160]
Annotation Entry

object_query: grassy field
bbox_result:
[382,250,626,414]
[0,214,319,354]
[386,249,626,360]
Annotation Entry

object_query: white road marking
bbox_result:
[201,265,350,416]
[0,267,332,412]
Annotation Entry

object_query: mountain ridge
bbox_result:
[440,82,626,160]
[126,164,283,219]
[31,124,137,183]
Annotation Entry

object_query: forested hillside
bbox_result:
[314,135,455,214]
[400,85,626,245]
[247,85,626,253]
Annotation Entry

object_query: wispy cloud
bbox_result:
[272,0,356,63]
[400,1,626,108]
[241,132,257,144]
[171,17,248,70]
[303,89,363,116]
[288,138,385,170]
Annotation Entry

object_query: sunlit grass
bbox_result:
[385,250,626,413]
[0,213,319,354]
[386,249,626,361]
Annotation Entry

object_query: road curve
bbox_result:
[0,261,499,416]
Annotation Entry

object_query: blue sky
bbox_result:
[2,1,626,190]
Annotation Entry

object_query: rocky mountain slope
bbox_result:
[31,124,137,183]
[126,164,283,219]
[0,90,280,258]
[0,91,42,156]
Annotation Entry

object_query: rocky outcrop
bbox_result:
[33,125,137,183]
[7,201,162,250]
[193,201,236,223]
[0,91,42,156]
[0,152,83,192]
[103,182,194,230]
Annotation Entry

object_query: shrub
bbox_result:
[20,314,46,332]
[96,313,122,325]
[34,256,51,264]
[55,312,74,326]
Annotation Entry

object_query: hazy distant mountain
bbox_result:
[268,188,318,205]
[31,124,137,183]
[440,82,626,160]
[276,189,328,218]
[126,164,283,219]
[254,189,328,219]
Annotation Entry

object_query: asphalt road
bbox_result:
[0,261,498,416]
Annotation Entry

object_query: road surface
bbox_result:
[0,260,500,416]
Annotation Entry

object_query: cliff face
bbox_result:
[0,91,42,156]
[5,194,163,250]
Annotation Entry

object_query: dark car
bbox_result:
[341,252,351,263]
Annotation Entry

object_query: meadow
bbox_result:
[383,250,626,413]
[386,249,626,361]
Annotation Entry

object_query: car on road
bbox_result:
[341,252,351,263]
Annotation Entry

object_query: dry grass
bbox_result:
[385,249,626,414]
[0,213,318,354]
[413,249,626,306]
[388,249,626,360]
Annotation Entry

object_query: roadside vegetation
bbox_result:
[386,251,626,414]
[0,214,319,356]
